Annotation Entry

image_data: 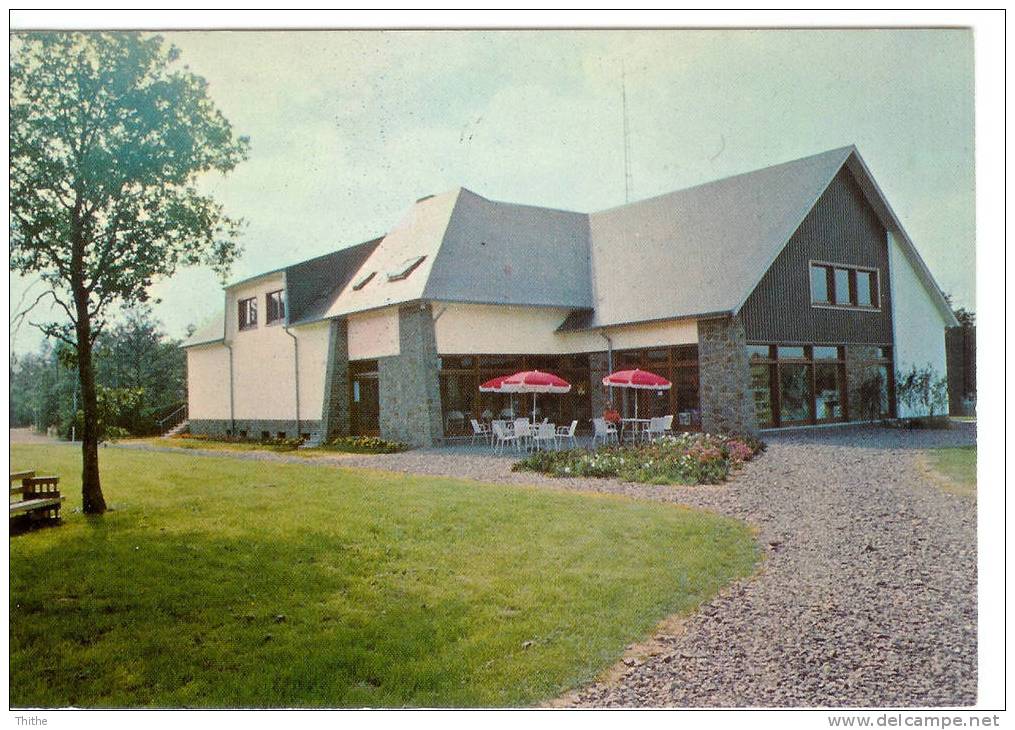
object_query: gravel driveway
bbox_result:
[112,423,977,707]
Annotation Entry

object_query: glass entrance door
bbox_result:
[349,361,380,436]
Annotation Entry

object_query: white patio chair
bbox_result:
[532,422,557,451]
[645,416,666,441]
[470,418,492,446]
[513,418,532,450]
[491,421,519,454]
[592,417,618,447]
[555,419,578,449]
[662,414,674,435]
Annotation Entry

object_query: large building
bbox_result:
[182,146,958,445]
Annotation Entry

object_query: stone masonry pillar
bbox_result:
[588,350,610,418]
[378,303,444,447]
[320,318,350,439]
[697,315,759,436]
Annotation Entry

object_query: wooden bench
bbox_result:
[10,471,64,526]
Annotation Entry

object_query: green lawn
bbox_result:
[927,446,976,496]
[10,444,757,708]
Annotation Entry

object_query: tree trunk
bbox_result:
[75,326,106,514]
[71,216,106,515]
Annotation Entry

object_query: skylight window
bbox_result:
[386,255,426,282]
[352,271,376,291]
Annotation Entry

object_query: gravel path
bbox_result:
[112,424,977,707]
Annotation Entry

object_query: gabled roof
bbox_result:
[580,146,853,329]
[183,145,957,342]
[560,145,957,329]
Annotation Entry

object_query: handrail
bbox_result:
[157,404,188,431]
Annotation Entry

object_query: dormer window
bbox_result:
[352,271,376,290]
[266,289,285,324]
[238,297,257,330]
[387,255,426,282]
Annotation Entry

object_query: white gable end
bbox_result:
[888,231,951,416]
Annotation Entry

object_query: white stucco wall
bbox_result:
[888,232,951,417]
[186,343,231,420]
[187,273,331,422]
[348,307,400,361]
[433,302,697,354]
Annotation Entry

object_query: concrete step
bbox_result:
[162,420,189,438]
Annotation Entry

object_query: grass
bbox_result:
[10,444,758,708]
[925,446,976,496]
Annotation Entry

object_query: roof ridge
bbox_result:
[592,145,856,216]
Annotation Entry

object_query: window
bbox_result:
[748,342,853,427]
[856,270,877,307]
[352,271,376,290]
[810,262,880,310]
[747,344,773,361]
[266,290,285,324]
[238,297,257,330]
[834,268,852,305]
[810,265,832,304]
[813,346,841,360]
[387,255,426,281]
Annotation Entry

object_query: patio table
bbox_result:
[620,417,651,443]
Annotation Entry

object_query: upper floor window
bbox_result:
[810,262,879,310]
[238,297,257,330]
[266,290,285,324]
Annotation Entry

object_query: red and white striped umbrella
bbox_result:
[602,369,672,390]
[501,370,572,394]
[499,370,572,423]
[479,374,513,392]
[602,369,671,419]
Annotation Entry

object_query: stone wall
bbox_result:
[319,319,351,438]
[697,315,758,436]
[378,304,444,447]
[188,418,321,440]
[588,350,611,418]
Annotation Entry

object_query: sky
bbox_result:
[9,28,975,353]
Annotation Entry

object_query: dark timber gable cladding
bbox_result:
[739,166,894,345]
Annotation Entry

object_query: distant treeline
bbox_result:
[10,308,188,438]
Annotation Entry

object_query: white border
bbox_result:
[4,9,1004,728]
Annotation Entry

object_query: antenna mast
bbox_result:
[621,60,632,203]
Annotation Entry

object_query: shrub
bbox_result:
[895,364,949,418]
[513,432,764,486]
[323,436,408,454]
[892,415,953,430]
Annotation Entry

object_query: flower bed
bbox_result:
[321,435,408,454]
[512,432,764,485]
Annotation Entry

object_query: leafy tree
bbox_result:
[10,308,188,438]
[93,306,187,433]
[895,365,949,418]
[9,342,77,430]
[942,291,975,328]
[10,32,248,513]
